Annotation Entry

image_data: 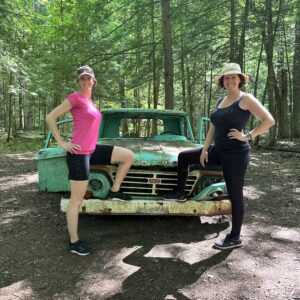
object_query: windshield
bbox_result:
[100,115,192,140]
[45,114,194,148]
[120,118,166,138]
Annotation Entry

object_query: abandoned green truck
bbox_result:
[36,108,231,216]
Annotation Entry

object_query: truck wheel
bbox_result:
[87,173,111,199]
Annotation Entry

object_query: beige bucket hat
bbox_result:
[214,63,249,86]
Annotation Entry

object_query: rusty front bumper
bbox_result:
[60,198,231,216]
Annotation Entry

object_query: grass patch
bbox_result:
[0,138,44,153]
[0,131,45,153]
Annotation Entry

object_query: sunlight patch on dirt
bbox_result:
[0,280,34,300]
[245,224,300,245]
[269,185,282,191]
[0,174,37,191]
[270,227,300,243]
[277,140,299,147]
[0,208,33,225]
[144,240,219,265]
[249,161,260,168]
[77,246,141,298]
[180,248,299,300]
[246,257,299,299]
[244,185,266,200]
[178,253,251,299]
[280,168,297,176]
[2,153,35,160]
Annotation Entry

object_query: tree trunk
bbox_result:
[229,0,236,62]
[2,75,7,131]
[38,96,41,130]
[264,0,277,146]
[12,94,17,137]
[147,72,151,136]
[151,0,159,111]
[207,54,213,116]
[278,68,289,138]
[292,0,300,137]
[43,94,47,138]
[180,39,186,112]
[237,0,250,69]
[53,89,61,112]
[254,84,268,146]
[282,16,293,136]
[250,31,264,131]
[27,96,34,130]
[134,2,142,135]
[161,0,174,109]
[7,71,13,142]
[119,75,128,135]
[203,52,207,118]
[19,92,24,130]
[186,63,194,131]
[151,0,160,136]
[152,62,160,136]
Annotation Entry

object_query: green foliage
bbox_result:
[0,0,298,140]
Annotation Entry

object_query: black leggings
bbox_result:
[177,146,250,239]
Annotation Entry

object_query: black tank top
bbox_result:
[210,96,251,153]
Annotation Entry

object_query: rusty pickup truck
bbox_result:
[36,108,230,216]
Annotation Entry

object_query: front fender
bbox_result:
[191,182,227,201]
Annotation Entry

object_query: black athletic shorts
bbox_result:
[66,144,114,181]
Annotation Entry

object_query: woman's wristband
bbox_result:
[245,132,253,140]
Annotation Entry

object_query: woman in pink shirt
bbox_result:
[46,66,134,256]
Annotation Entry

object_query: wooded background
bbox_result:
[0,0,300,145]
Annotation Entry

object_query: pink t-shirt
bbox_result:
[67,92,101,154]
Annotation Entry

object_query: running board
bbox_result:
[60,198,231,216]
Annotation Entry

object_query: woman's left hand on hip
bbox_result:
[227,128,248,141]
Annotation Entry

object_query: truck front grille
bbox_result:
[112,170,199,196]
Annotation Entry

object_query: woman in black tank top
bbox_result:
[162,63,275,250]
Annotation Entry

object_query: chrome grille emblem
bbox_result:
[147,178,161,184]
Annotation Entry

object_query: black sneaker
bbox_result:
[161,190,186,202]
[214,234,242,250]
[107,190,132,201]
[69,240,92,256]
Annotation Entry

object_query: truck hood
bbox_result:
[99,139,201,167]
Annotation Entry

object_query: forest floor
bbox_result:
[0,141,300,300]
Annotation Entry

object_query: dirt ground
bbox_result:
[0,147,300,300]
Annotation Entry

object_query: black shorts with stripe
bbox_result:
[66,144,114,181]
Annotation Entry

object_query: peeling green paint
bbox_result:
[37,108,230,216]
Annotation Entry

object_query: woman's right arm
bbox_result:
[46,99,81,153]
[200,123,215,167]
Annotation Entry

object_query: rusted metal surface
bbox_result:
[38,109,229,218]
[60,198,231,216]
